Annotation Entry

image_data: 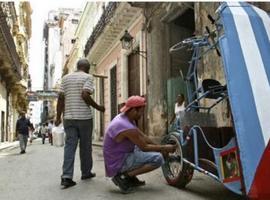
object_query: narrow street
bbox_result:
[0,2,269,199]
[0,139,243,200]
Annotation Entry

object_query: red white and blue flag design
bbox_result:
[218,2,270,199]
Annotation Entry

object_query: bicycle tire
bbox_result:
[169,36,197,52]
[161,132,194,188]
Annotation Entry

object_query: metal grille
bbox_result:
[110,65,117,120]
[84,2,118,56]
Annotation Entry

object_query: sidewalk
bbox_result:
[0,141,19,151]
[0,139,102,151]
[92,140,103,147]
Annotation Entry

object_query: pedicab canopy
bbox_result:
[218,2,270,198]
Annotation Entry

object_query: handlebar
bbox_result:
[205,26,221,56]
[169,36,208,53]
[207,14,215,24]
[170,20,221,56]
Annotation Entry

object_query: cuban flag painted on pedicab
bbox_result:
[217,2,270,199]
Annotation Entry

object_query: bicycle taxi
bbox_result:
[161,2,270,199]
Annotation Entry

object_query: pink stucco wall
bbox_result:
[96,16,144,132]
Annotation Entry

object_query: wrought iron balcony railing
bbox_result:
[84,2,118,57]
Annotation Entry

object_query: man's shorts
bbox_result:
[121,146,164,173]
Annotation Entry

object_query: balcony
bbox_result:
[84,2,141,63]
[0,6,21,80]
[84,2,118,57]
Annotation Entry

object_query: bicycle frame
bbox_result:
[184,34,226,113]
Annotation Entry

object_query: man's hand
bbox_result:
[162,144,177,153]
[162,151,170,158]
[56,93,64,126]
[55,118,62,126]
[99,105,105,112]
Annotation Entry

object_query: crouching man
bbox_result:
[103,96,176,193]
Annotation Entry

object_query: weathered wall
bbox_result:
[195,2,232,127]
[146,4,195,138]
[146,8,170,138]
[146,2,235,138]
[253,2,270,12]
[193,2,270,127]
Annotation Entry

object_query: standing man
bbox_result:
[40,123,47,144]
[16,111,33,154]
[103,96,176,193]
[55,58,105,188]
[170,93,186,129]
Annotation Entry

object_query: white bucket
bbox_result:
[52,126,65,147]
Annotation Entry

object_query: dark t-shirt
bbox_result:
[16,117,32,135]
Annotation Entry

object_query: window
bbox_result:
[71,19,79,24]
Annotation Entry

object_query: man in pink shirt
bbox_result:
[103,96,176,193]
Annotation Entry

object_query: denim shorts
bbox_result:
[121,146,164,173]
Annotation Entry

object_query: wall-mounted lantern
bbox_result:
[120,30,146,58]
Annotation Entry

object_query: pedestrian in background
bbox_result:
[29,126,33,144]
[40,123,47,144]
[169,93,186,130]
[16,111,34,154]
[48,120,54,145]
[55,58,105,188]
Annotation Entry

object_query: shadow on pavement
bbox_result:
[184,185,245,200]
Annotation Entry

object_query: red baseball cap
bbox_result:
[120,96,146,113]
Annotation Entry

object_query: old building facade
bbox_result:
[69,2,270,141]
[83,2,143,140]
[41,8,81,123]
[0,2,32,142]
[62,2,104,75]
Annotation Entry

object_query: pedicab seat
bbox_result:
[201,79,227,99]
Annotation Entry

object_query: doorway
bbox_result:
[1,111,5,142]
[169,8,195,79]
[110,65,117,120]
[128,48,140,96]
[128,49,145,132]
[167,8,195,127]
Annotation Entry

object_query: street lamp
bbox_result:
[120,30,133,50]
[120,30,147,58]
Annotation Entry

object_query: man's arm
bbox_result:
[137,129,156,145]
[55,93,65,126]
[81,90,105,112]
[30,123,34,131]
[120,129,176,153]
[27,119,34,131]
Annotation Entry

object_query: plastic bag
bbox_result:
[52,125,65,147]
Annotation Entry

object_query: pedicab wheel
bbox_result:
[161,132,194,188]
